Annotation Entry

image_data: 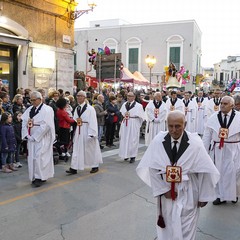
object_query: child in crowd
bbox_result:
[0,112,17,173]
[13,111,23,168]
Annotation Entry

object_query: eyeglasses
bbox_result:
[30,98,39,102]
[76,95,85,97]
[127,95,134,97]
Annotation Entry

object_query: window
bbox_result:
[103,38,118,54]
[169,47,180,70]
[128,48,138,72]
[126,37,142,72]
[166,35,184,71]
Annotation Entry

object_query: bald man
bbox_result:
[202,96,240,205]
[137,110,219,240]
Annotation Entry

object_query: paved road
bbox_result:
[0,141,239,240]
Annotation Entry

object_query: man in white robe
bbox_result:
[119,92,145,163]
[207,89,222,117]
[165,91,184,113]
[136,111,219,240]
[182,91,197,133]
[66,91,102,174]
[194,91,208,135]
[202,96,240,205]
[145,92,167,146]
[21,91,55,187]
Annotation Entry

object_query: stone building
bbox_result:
[74,19,202,92]
[0,0,76,96]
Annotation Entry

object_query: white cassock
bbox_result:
[165,98,185,113]
[136,131,219,240]
[71,104,102,170]
[207,98,221,118]
[202,110,240,201]
[145,100,167,146]
[182,99,197,133]
[119,101,145,159]
[22,104,55,181]
[194,97,208,135]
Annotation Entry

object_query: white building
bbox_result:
[74,19,202,91]
[214,56,240,88]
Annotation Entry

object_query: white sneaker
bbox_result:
[66,152,71,157]
[16,162,23,168]
[61,153,66,157]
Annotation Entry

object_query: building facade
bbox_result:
[74,19,202,91]
[0,0,76,96]
[214,56,240,88]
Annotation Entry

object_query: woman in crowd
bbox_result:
[12,94,25,113]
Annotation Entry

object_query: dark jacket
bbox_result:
[12,102,25,114]
[0,123,17,152]
[106,103,120,124]
[13,120,22,144]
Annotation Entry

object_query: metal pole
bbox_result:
[98,55,101,93]
[114,55,117,91]
[150,67,152,89]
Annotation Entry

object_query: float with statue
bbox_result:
[164,62,190,89]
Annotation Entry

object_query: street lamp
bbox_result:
[145,55,156,89]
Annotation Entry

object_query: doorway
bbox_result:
[0,45,18,98]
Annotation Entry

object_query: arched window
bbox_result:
[166,35,184,70]
[103,38,118,53]
[125,37,142,72]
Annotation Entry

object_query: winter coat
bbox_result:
[0,123,17,152]
[106,103,121,124]
[94,102,106,126]
[13,120,22,144]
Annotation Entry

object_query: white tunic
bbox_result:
[22,104,55,181]
[71,104,103,170]
[194,97,208,135]
[119,101,145,159]
[145,100,167,146]
[165,98,185,113]
[136,131,219,240]
[202,111,240,201]
[207,98,221,118]
[182,99,197,133]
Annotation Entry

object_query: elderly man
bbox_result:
[94,94,108,149]
[145,92,167,146]
[136,110,219,240]
[182,91,197,133]
[119,91,145,163]
[165,90,184,113]
[202,96,240,205]
[66,90,102,174]
[21,91,55,187]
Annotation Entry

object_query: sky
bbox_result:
[74,0,240,68]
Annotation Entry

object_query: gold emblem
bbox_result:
[125,111,130,120]
[185,107,189,112]
[218,128,229,139]
[77,118,82,126]
[166,166,182,183]
[28,119,33,128]
[170,105,175,111]
[197,102,202,107]
[214,105,219,111]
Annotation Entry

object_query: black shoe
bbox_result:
[100,145,104,149]
[213,198,226,205]
[90,167,99,173]
[106,145,111,148]
[110,144,116,147]
[31,179,43,188]
[124,158,129,161]
[232,197,238,204]
[129,157,135,163]
[66,168,77,174]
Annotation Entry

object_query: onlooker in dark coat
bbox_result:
[13,111,23,168]
[0,112,17,173]
[105,96,120,147]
